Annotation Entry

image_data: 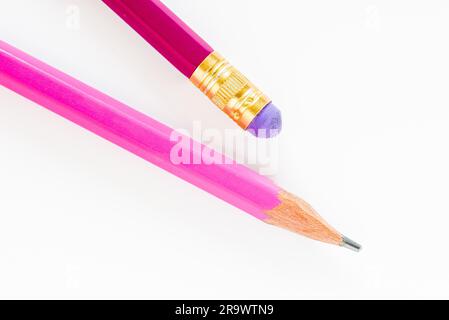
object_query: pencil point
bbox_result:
[341,236,362,252]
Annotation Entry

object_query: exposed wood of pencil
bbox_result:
[265,191,342,245]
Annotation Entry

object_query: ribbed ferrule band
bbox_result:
[190,52,270,129]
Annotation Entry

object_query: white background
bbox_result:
[1,0,449,299]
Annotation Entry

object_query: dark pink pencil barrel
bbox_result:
[102,0,283,136]
[102,0,213,77]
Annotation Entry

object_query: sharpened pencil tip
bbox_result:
[341,236,362,252]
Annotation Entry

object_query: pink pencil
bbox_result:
[101,0,282,138]
[0,41,360,251]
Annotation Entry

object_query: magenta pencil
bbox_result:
[101,0,282,138]
[0,41,359,250]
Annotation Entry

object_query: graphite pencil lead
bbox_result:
[341,236,362,252]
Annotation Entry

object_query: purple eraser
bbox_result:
[246,102,282,138]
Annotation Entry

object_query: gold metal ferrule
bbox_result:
[190,51,270,129]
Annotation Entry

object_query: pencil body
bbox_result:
[102,0,212,77]
[0,40,279,220]
[0,41,358,249]
[102,0,282,136]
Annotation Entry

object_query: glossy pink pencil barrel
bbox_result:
[0,41,359,250]
[0,40,279,220]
